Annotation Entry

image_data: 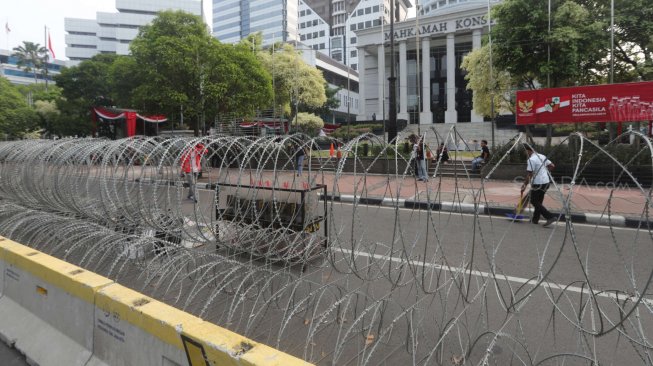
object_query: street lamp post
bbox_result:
[388,0,397,143]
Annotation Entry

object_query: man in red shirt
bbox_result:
[181,143,206,203]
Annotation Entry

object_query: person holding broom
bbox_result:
[521,145,556,227]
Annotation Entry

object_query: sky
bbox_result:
[3,0,213,61]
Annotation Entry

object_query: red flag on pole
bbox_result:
[47,31,55,59]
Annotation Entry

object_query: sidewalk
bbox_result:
[194,168,651,226]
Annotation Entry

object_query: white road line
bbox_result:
[335,247,653,307]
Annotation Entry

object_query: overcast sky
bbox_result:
[3,0,212,61]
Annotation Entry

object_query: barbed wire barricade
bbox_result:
[0,129,651,365]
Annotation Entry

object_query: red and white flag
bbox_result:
[4,22,9,34]
[47,31,55,59]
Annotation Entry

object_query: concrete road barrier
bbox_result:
[0,236,310,366]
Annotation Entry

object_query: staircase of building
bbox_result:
[403,122,520,151]
[428,160,482,179]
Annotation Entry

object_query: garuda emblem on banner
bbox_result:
[518,100,533,113]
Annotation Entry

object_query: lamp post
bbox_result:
[388,0,397,143]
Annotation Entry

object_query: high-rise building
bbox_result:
[65,0,202,63]
[212,0,410,70]
[213,0,299,44]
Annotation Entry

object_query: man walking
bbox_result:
[181,143,204,203]
[521,145,556,227]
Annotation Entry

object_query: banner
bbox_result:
[516,81,653,125]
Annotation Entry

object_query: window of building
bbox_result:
[313,19,318,26]
[357,9,363,15]
[373,19,381,26]
[350,37,356,44]
[320,30,325,36]
[358,22,364,29]
[352,63,357,70]
[351,50,357,58]
[307,33,312,39]
[365,7,371,14]
[320,43,325,49]
[313,32,318,38]
[300,10,305,16]
[373,5,379,12]
[350,24,356,31]
[351,12,356,17]
[365,20,371,28]
[301,34,306,41]
[307,9,312,14]
[300,22,306,28]
[313,44,319,50]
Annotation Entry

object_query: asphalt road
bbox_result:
[0,341,28,366]
[1,180,651,365]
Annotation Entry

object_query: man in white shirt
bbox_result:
[521,145,556,227]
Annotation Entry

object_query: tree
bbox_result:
[130,10,272,136]
[53,54,119,137]
[300,83,341,122]
[293,112,324,134]
[12,41,47,84]
[491,0,607,146]
[461,44,514,117]
[54,54,118,106]
[33,100,60,138]
[0,77,38,138]
[258,44,327,121]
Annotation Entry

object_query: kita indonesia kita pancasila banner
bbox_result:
[516,81,653,125]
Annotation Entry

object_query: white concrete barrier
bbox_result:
[0,237,113,366]
[0,236,310,366]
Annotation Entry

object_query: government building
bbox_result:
[355,0,499,124]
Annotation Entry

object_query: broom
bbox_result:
[505,191,528,221]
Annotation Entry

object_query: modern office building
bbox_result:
[65,0,202,63]
[213,0,299,45]
[301,48,359,122]
[355,0,500,124]
[0,49,65,86]
[213,0,410,71]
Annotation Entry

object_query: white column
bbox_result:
[398,41,409,121]
[420,37,432,124]
[444,33,457,123]
[470,29,484,123]
[377,44,385,120]
[357,47,367,121]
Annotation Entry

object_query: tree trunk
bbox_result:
[545,124,553,148]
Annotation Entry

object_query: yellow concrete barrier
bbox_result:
[0,236,311,366]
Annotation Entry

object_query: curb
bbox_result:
[160,181,650,229]
[320,194,651,229]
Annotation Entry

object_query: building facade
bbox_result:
[65,0,201,63]
[356,0,499,124]
[0,49,65,86]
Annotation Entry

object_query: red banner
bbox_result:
[516,81,653,125]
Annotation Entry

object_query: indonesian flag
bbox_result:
[47,31,55,59]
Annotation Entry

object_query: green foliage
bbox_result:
[129,10,272,135]
[492,0,607,87]
[300,83,340,119]
[15,83,62,103]
[293,112,324,133]
[258,44,327,119]
[0,77,38,138]
[54,54,118,106]
[460,45,515,116]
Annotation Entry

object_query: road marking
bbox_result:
[335,247,653,307]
